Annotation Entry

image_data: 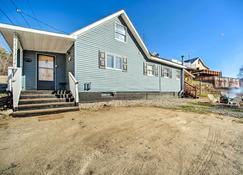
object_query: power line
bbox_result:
[26,0,42,29]
[0,8,14,24]
[20,10,66,34]
[10,0,31,28]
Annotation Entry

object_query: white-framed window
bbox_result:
[162,66,172,78]
[176,70,181,80]
[147,65,153,76]
[106,53,123,70]
[115,23,127,42]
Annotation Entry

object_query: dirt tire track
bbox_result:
[184,127,221,175]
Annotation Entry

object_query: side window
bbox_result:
[176,70,181,80]
[99,51,127,72]
[162,66,172,78]
[143,62,158,77]
[147,65,153,76]
[115,23,127,42]
[106,54,114,69]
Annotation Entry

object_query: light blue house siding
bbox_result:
[22,50,67,90]
[75,16,181,93]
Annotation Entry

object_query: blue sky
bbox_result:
[0,0,243,77]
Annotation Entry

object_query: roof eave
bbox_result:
[0,23,76,40]
[150,56,185,69]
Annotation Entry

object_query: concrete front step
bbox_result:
[12,106,79,117]
[18,102,75,111]
[19,98,66,105]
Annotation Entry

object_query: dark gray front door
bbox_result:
[37,54,55,90]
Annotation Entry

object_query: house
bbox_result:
[184,57,209,71]
[0,10,184,116]
[184,57,240,89]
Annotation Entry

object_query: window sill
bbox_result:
[106,67,123,71]
[115,38,127,43]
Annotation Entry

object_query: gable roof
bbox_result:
[184,57,209,69]
[0,10,185,68]
[71,10,150,58]
[184,57,199,64]
[71,10,184,69]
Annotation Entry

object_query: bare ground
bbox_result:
[0,106,243,175]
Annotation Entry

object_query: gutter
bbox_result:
[150,56,186,69]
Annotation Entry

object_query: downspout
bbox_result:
[181,55,185,94]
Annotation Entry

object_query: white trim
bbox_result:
[114,22,127,43]
[146,64,153,76]
[161,66,172,79]
[105,52,124,71]
[71,10,125,36]
[197,58,209,69]
[71,10,184,68]
[151,56,185,69]
[0,23,76,40]
[71,10,151,58]
[0,10,185,69]
[175,70,181,80]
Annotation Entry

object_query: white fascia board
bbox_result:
[150,56,186,69]
[198,57,210,69]
[121,12,150,58]
[0,23,76,40]
[71,10,151,58]
[71,10,125,36]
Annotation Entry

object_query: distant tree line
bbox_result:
[0,48,12,75]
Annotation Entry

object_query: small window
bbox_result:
[115,23,126,42]
[107,54,114,68]
[115,56,122,69]
[176,70,181,80]
[162,66,172,78]
[106,53,124,70]
[147,65,153,76]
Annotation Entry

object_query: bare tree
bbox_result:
[0,48,12,75]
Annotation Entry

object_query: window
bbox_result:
[107,54,114,68]
[115,56,122,69]
[106,53,123,70]
[147,65,153,76]
[115,23,126,42]
[176,70,181,80]
[162,66,172,78]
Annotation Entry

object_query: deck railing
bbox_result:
[185,81,197,98]
[11,67,22,109]
[68,72,79,105]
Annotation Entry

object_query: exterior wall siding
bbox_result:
[22,50,67,90]
[75,16,182,93]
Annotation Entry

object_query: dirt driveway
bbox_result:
[0,107,243,175]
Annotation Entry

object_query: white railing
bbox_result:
[7,67,14,92]
[11,68,22,109]
[68,72,79,104]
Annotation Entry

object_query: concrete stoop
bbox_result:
[12,90,79,117]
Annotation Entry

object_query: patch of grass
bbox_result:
[189,101,212,107]
[179,104,210,114]
[232,119,243,124]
